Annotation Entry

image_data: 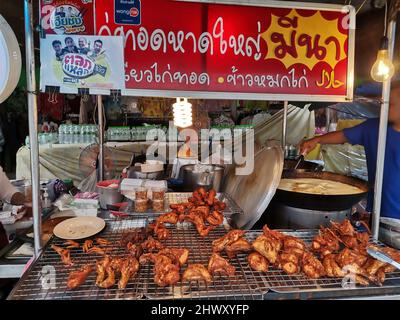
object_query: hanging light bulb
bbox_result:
[370,36,395,82]
[173,98,193,128]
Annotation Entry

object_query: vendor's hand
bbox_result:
[299,137,319,156]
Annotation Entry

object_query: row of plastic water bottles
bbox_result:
[58,124,99,144]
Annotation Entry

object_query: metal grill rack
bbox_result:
[246,230,400,295]
[8,221,400,300]
[8,218,148,300]
[8,217,268,300]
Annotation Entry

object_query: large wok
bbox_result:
[274,171,369,211]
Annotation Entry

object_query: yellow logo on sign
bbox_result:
[261,9,348,70]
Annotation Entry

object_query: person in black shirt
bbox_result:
[52,40,64,61]
[62,37,79,54]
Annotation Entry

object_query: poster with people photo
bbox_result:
[40,35,125,92]
[40,0,95,35]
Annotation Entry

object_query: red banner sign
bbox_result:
[40,0,94,35]
[93,0,354,101]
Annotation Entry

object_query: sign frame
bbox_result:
[97,0,355,102]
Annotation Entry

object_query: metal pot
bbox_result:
[127,166,164,180]
[97,180,123,210]
[257,202,352,229]
[181,164,224,192]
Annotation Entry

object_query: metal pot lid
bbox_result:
[223,140,283,229]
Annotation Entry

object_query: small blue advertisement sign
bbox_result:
[114,0,141,25]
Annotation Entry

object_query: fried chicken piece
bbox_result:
[225,238,252,259]
[156,212,179,225]
[82,240,94,253]
[139,253,157,265]
[153,254,180,287]
[208,253,235,276]
[212,230,245,252]
[126,242,143,258]
[341,235,359,249]
[262,225,286,242]
[169,204,186,214]
[206,189,216,206]
[67,265,93,289]
[213,200,226,211]
[336,248,368,268]
[302,252,326,279]
[110,257,124,273]
[153,223,170,240]
[86,246,106,255]
[312,227,340,256]
[98,266,116,288]
[193,206,210,218]
[119,227,150,247]
[252,234,282,264]
[247,252,269,272]
[51,244,73,266]
[182,264,213,283]
[185,212,215,237]
[278,252,301,275]
[323,254,345,278]
[158,248,190,266]
[95,238,111,246]
[64,240,80,249]
[206,210,224,226]
[341,263,380,286]
[141,236,164,252]
[118,257,140,289]
[330,219,355,237]
[197,187,207,199]
[96,255,111,285]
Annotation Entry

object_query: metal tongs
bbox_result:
[294,154,305,170]
[367,246,400,271]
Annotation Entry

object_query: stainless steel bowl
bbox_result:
[97,180,123,210]
[181,164,225,192]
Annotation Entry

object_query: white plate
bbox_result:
[53,217,106,240]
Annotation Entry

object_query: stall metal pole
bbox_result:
[372,20,397,240]
[24,0,42,257]
[282,101,288,147]
[97,95,104,181]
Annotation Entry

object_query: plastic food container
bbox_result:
[135,187,148,200]
[152,199,164,212]
[152,188,165,201]
[135,199,148,212]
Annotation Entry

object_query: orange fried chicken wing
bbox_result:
[208,253,235,276]
[247,252,269,273]
[182,264,213,284]
[67,265,93,289]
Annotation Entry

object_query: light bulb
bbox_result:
[172,98,193,128]
[370,37,395,82]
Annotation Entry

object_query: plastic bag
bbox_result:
[78,170,98,193]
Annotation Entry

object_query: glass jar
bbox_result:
[152,188,165,201]
[135,187,148,200]
[135,199,148,212]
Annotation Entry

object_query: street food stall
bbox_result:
[4,0,400,301]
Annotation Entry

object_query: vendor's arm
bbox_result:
[300,119,370,155]
[300,131,348,155]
